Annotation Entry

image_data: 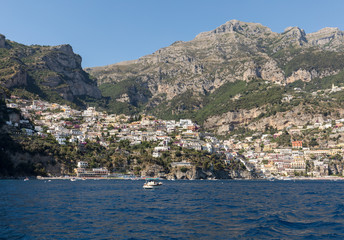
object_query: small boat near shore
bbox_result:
[143,179,163,189]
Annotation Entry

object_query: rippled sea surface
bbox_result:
[1,180,344,239]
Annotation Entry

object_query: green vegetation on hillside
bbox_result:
[100,78,152,104]
[147,79,285,124]
[98,79,152,115]
[200,80,284,119]
[0,130,234,178]
[148,90,204,121]
[284,50,344,77]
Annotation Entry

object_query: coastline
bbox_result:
[2,175,344,181]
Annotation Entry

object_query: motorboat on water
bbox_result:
[143,179,163,189]
[143,183,154,189]
[24,177,29,181]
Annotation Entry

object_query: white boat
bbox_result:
[143,183,154,189]
[24,177,29,181]
[143,179,163,189]
[70,177,77,181]
[282,177,292,181]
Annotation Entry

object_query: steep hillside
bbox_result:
[86,20,344,134]
[0,34,101,107]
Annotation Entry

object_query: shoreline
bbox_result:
[2,176,344,181]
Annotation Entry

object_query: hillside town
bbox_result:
[4,95,344,179]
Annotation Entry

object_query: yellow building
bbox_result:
[263,144,272,152]
[291,156,306,170]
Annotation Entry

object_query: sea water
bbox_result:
[1,179,344,239]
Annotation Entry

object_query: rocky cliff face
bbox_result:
[0,35,101,105]
[0,34,6,48]
[39,44,102,101]
[168,166,256,180]
[3,68,28,88]
[140,164,256,180]
[204,108,263,135]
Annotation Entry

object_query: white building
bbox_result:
[78,161,89,168]
[179,119,193,129]
[82,107,96,117]
[56,136,66,145]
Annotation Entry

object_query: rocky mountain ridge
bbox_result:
[87,20,344,92]
[85,20,344,134]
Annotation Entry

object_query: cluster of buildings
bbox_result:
[4,97,208,151]
[245,148,332,178]
[226,119,344,177]
[5,95,344,178]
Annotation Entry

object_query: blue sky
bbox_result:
[1,0,344,68]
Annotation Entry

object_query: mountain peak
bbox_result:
[196,19,272,39]
[49,44,74,54]
[317,27,340,33]
[212,19,250,34]
[306,27,344,49]
[281,26,307,45]
[283,26,305,34]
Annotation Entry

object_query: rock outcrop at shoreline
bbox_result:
[136,163,258,180]
[167,166,257,180]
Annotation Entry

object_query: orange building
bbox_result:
[187,125,198,131]
[292,141,303,149]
